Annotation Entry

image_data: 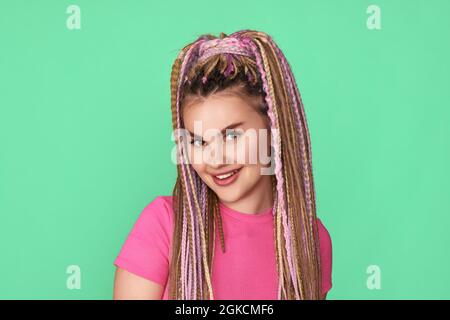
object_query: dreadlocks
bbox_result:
[168,30,322,300]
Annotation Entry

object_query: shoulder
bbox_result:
[114,195,175,286]
[316,217,333,294]
[141,195,174,218]
[316,218,332,244]
[316,218,332,255]
[143,195,174,216]
[129,195,175,240]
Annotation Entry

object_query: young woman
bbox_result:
[113,30,332,300]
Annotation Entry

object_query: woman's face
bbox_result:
[182,93,273,204]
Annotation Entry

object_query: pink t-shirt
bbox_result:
[114,195,333,299]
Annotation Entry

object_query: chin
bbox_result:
[207,182,238,201]
[214,190,242,203]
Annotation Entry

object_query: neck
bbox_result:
[219,175,274,215]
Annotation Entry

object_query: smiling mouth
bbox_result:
[211,168,242,186]
[215,169,239,179]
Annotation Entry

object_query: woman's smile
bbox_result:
[210,167,242,186]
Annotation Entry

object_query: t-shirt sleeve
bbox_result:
[114,196,173,287]
[317,218,333,296]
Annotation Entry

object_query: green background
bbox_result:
[1,0,449,299]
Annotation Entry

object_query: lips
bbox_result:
[211,168,242,187]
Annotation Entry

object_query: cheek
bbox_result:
[240,166,262,185]
[224,142,239,164]
[191,163,207,176]
[186,144,206,166]
[234,135,257,165]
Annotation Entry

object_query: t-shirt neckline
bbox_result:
[218,201,274,223]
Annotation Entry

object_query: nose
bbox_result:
[205,135,239,168]
[205,142,225,168]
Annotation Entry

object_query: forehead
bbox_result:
[182,94,257,130]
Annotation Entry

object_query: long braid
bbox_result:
[241,31,320,299]
[197,181,207,298]
[240,36,290,300]
[270,41,322,295]
[187,170,196,299]
[171,39,214,299]
[260,38,309,297]
[181,193,188,298]
[247,36,301,299]
[177,38,216,299]
[170,45,191,299]
[186,163,214,299]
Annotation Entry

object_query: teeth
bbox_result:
[216,170,238,180]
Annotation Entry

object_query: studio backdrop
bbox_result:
[1,0,449,299]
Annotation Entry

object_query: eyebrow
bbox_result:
[186,121,245,140]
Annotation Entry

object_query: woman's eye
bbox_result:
[225,130,242,141]
[190,137,204,148]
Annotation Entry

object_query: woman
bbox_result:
[113,30,332,300]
